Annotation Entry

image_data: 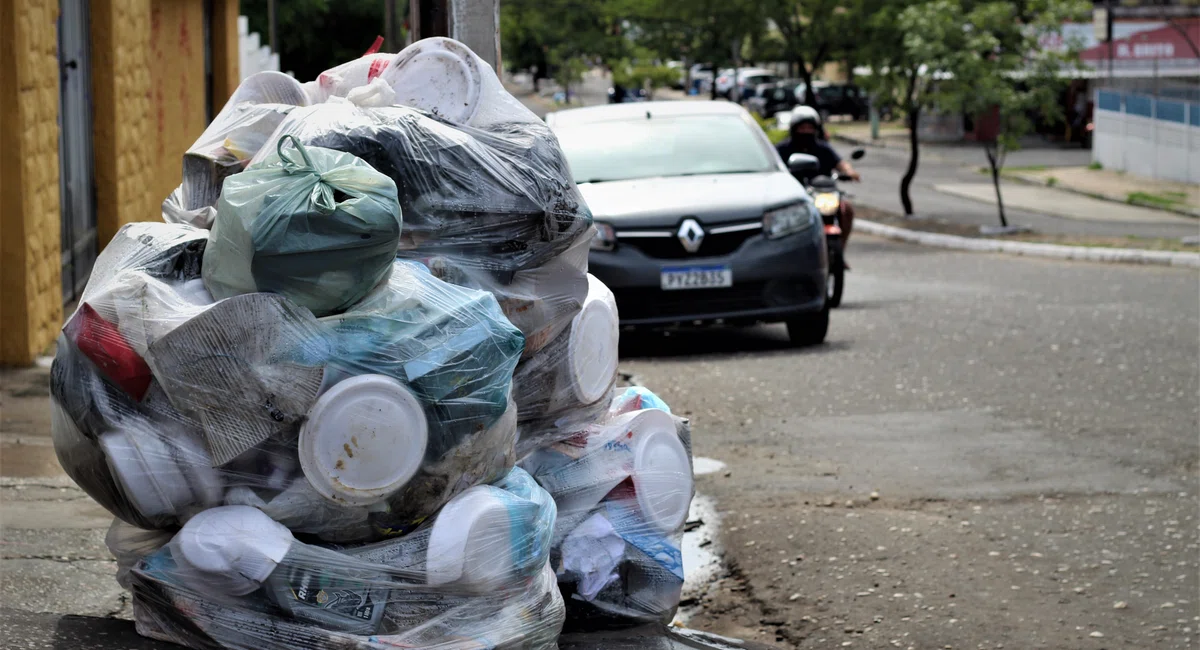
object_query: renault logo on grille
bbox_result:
[677,218,705,253]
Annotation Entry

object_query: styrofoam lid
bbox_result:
[631,411,693,534]
[171,506,294,596]
[426,486,515,589]
[100,424,192,518]
[383,38,482,125]
[299,374,428,507]
[567,277,619,404]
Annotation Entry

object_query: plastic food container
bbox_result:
[299,374,429,506]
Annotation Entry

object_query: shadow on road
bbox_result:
[619,325,853,360]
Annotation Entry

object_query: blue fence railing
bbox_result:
[1096,89,1200,127]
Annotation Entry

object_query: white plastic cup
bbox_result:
[425,485,516,590]
[169,505,295,596]
[99,418,222,519]
[568,275,620,405]
[532,408,690,530]
[629,424,694,534]
[299,374,429,507]
[514,274,618,418]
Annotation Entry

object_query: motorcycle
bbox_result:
[786,149,865,309]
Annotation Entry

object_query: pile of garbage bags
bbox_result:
[50,37,694,650]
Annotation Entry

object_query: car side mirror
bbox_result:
[850,148,866,160]
[787,153,820,175]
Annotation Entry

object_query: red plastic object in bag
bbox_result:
[65,304,153,401]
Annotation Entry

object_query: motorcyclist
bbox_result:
[776,106,860,247]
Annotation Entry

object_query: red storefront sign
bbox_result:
[1080,19,1200,62]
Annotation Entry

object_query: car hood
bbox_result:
[577,172,806,228]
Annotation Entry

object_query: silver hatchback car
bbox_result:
[547,101,829,345]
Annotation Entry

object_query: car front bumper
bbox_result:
[588,226,827,326]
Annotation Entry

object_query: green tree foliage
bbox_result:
[859,0,1087,219]
[765,0,861,105]
[501,0,628,87]
[242,0,400,82]
[611,53,681,99]
[929,0,1089,226]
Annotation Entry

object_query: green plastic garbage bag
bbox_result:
[202,135,403,316]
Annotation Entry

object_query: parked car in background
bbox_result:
[747,82,799,119]
[607,84,648,103]
[546,101,830,345]
[814,84,869,120]
[713,68,737,97]
[714,68,776,100]
[689,64,715,92]
[792,80,830,105]
[735,71,778,102]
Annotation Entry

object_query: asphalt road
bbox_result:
[618,235,1199,648]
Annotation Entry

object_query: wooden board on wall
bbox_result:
[148,0,207,209]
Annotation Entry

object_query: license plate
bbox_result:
[660,265,733,291]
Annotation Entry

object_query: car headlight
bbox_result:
[591,222,616,251]
[813,192,841,217]
[762,202,817,239]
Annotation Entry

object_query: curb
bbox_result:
[855,219,1200,269]
[831,133,881,148]
[1003,173,1200,220]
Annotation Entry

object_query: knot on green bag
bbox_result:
[276,134,337,214]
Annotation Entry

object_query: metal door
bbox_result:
[57,0,97,304]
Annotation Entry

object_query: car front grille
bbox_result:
[619,228,759,259]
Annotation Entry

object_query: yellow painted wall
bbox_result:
[149,0,208,210]
[1,0,240,366]
[0,0,64,365]
[91,0,156,246]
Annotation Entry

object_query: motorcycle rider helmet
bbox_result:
[791,105,822,128]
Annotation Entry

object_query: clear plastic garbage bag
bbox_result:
[203,135,403,317]
[306,38,539,130]
[52,227,523,539]
[520,390,695,628]
[110,468,564,650]
[164,71,309,229]
[422,229,590,360]
[251,102,590,275]
[512,275,619,456]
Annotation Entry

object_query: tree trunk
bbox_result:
[899,70,922,217]
[901,105,920,216]
[797,59,815,106]
[710,61,718,100]
[985,144,1008,227]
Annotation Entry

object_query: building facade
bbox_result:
[1,0,239,365]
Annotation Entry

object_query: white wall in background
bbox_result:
[238,15,282,81]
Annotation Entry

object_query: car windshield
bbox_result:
[554,114,775,184]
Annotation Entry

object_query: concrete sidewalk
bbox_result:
[848,140,1200,242]
[933,182,1199,226]
[1006,166,1200,219]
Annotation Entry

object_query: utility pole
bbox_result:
[410,0,500,71]
[385,0,397,52]
[1106,0,1114,85]
[267,0,278,55]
